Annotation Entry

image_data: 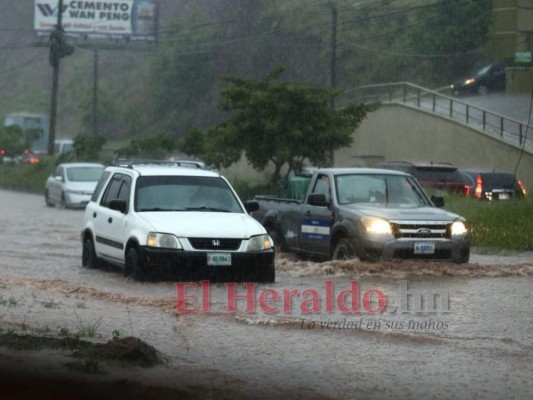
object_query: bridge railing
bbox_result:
[341,82,532,150]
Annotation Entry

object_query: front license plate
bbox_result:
[414,242,435,255]
[207,253,231,266]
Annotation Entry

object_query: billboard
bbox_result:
[34,0,158,42]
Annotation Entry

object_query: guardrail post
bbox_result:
[482,111,486,130]
[500,118,504,137]
[519,124,523,145]
[466,105,469,123]
[417,88,421,107]
[449,99,453,118]
[432,93,436,112]
[402,85,406,102]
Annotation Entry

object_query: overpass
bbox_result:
[335,82,533,189]
[222,82,533,190]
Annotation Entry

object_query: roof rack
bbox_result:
[112,159,206,170]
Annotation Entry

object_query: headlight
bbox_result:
[464,78,475,85]
[362,217,392,235]
[147,232,182,249]
[451,221,467,236]
[247,234,273,252]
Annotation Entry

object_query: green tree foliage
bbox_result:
[73,134,107,161]
[116,134,179,159]
[180,67,379,185]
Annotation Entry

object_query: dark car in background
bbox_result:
[459,169,527,201]
[451,61,506,96]
[375,161,469,196]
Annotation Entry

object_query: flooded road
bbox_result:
[0,189,532,399]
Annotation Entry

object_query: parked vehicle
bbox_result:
[451,61,506,96]
[45,163,105,208]
[54,139,74,155]
[251,168,470,263]
[374,161,469,196]
[81,160,275,282]
[460,169,527,201]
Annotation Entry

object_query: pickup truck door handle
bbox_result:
[304,210,311,216]
[93,212,97,218]
[108,217,113,224]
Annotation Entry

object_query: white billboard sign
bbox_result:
[34,0,158,41]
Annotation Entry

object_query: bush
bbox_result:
[0,157,56,193]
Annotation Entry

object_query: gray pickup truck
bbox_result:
[251,168,470,263]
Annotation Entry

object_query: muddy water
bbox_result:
[0,189,532,399]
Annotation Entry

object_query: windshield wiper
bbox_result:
[138,207,184,212]
[186,206,230,212]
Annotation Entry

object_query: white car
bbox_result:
[81,160,275,282]
[45,163,105,208]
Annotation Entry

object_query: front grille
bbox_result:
[188,238,242,251]
[391,222,451,239]
[393,249,451,259]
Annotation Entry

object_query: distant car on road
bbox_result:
[45,162,105,208]
[451,61,506,96]
[375,160,469,196]
[459,169,527,201]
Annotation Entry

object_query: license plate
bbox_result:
[207,253,231,266]
[414,242,435,255]
[498,193,510,200]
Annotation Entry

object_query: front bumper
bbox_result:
[138,246,275,281]
[361,236,470,261]
[65,192,92,208]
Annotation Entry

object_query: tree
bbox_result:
[73,134,107,161]
[180,67,379,186]
[0,125,40,157]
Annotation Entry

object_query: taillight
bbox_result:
[464,184,470,196]
[517,179,527,197]
[474,174,483,199]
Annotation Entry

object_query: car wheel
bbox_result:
[453,248,470,264]
[45,190,55,207]
[477,85,488,95]
[126,248,145,281]
[257,264,275,283]
[61,192,68,209]
[332,238,356,260]
[82,237,99,269]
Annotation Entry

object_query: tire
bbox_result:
[82,237,99,269]
[332,238,356,260]
[257,264,275,283]
[453,248,470,264]
[61,192,68,209]
[267,227,285,250]
[126,248,145,281]
[45,190,55,207]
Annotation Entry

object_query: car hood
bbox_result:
[137,211,266,238]
[340,204,462,222]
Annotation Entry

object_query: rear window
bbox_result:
[480,173,518,190]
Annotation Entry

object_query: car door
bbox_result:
[300,174,334,256]
[93,173,132,264]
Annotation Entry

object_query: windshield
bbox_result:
[66,166,104,182]
[135,175,243,213]
[335,174,431,208]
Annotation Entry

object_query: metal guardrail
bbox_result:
[341,82,532,151]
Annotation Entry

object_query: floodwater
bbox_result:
[0,189,532,399]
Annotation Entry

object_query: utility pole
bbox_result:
[92,48,98,135]
[328,3,338,166]
[48,0,74,155]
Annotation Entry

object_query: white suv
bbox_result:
[81,160,275,282]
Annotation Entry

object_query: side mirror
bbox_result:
[308,193,329,207]
[54,175,63,182]
[244,200,259,213]
[109,199,127,214]
[431,195,445,208]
